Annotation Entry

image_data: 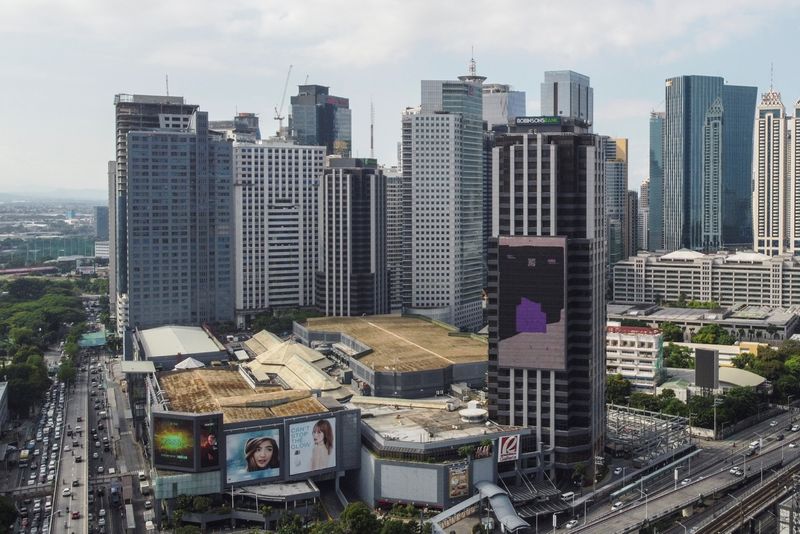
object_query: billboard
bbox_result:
[225,428,281,484]
[198,416,221,470]
[497,236,567,370]
[288,417,336,475]
[498,435,520,463]
[153,415,195,471]
[695,348,719,389]
[448,463,470,499]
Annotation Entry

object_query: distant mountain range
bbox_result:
[0,189,107,204]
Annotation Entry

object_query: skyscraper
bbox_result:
[639,179,650,250]
[385,166,403,312]
[752,90,800,255]
[662,76,756,250]
[233,141,325,326]
[316,158,388,316]
[483,83,526,129]
[93,206,109,240]
[488,118,606,480]
[626,190,639,256]
[648,112,665,250]
[112,94,199,334]
[289,85,352,156]
[123,107,233,330]
[540,70,593,125]
[604,137,629,265]
[400,71,484,330]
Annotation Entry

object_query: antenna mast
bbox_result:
[166,74,169,96]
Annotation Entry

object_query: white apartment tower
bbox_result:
[753,90,800,255]
[233,142,325,327]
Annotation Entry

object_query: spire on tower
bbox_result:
[459,46,486,85]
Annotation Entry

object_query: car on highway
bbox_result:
[71,511,80,519]
[792,425,800,432]
[97,466,104,474]
[61,487,71,497]
[770,420,778,427]
[681,478,691,485]
[611,501,624,511]
[613,467,623,476]
[98,517,106,527]
[566,519,579,529]
[791,443,798,448]
[144,500,152,509]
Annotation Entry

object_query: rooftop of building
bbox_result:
[305,315,488,372]
[138,325,226,359]
[348,396,517,444]
[663,367,767,388]
[157,368,330,424]
[625,249,793,265]
[242,336,342,393]
[608,303,800,326]
[607,325,661,336]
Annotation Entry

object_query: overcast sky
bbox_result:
[1,0,799,197]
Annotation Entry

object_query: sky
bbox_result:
[1,0,800,198]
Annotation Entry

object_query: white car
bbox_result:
[62,487,71,497]
[791,443,798,448]
[611,501,624,511]
[566,519,579,529]
[770,420,778,427]
[681,478,691,486]
[98,517,106,527]
[613,467,623,476]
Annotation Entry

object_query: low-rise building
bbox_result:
[133,325,228,370]
[606,326,663,392]
[657,366,768,402]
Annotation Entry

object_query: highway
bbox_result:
[51,352,89,534]
[569,407,800,533]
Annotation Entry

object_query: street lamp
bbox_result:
[552,512,559,534]
[676,520,688,533]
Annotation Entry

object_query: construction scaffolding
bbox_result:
[606,404,691,467]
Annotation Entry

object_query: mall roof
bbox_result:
[306,315,487,372]
[138,325,226,358]
[243,337,340,392]
[157,369,329,423]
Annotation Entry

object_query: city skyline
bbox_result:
[2,0,799,196]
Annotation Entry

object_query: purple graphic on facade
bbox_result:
[516,298,547,333]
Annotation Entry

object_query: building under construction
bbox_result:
[606,404,691,467]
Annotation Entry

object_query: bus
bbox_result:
[19,449,29,468]
[749,440,760,451]
[125,504,136,532]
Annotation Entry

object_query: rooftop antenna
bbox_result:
[370,97,375,159]
[469,45,476,76]
[770,62,774,91]
[165,74,169,96]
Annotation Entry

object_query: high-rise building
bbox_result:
[112,94,199,334]
[123,107,234,330]
[605,137,629,265]
[540,70,593,125]
[752,90,800,256]
[233,141,325,326]
[639,179,650,250]
[400,72,485,330]
[210,112,261,142]
[385,166,403,312]
[289,85,352,156]
[483,83,526,129]
[626,190,639,256]
[316,158,388,316]
[488,117,606,480]
[107,161,116,316]
[662,76,756,251]
[648,112,665,250]
[93,206,109,240]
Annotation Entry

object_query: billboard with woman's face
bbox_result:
[225,428,281,484]
[288,417,336,475]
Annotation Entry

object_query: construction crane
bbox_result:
[274,65,293,136]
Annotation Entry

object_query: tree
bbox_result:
[0,495,18,533]
[260,504,274,530]
[692,324,735,345]
[606,374,632,405]
[276,512,306,534]
[58,360,76,384]
[191,495,212,513]
[174,527,201,534]
[663,343,695,369]
[381,519,418,534]
[340,502,382,534]
[660,322,684,342]
[308,521,343,534]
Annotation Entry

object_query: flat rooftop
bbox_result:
[306,315,487,372]
[157,369,328,424]
[139,325,225,358]
[349,397,516,444]
[609,304,799,326]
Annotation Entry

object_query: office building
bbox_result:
[483,83,526,129]
[639,179,650,250]
[540,70,593,125]
[385,166,403,312]
[289,85,351,156]
[662,76,756,250]
[488,116,607,480]
[209,112,261,142]
[400,71,484,330]
[316,158,388,316]
[613,249,800,308]
[752,90,800,256]
[648,112,665,250]
[93,206,109,240]
[123,106,234,330]
[112,94,198,333]
[606,326,663,393]
[605,137,629,265]
[107,160,116,316]
[233,141,325,326]
[626,191,639,257]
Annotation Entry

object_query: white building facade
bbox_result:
[233,142,325,326]
[606,325,663,392]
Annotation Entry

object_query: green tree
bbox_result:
[308,521,343,534]
[381,519,417,534]
[691,324,735,345]
[663,343,695,368]
[629,392,661,412]
[340,502,381,534]
[191,495,212,513]
[174,526,201,534]
[660,322,684,342]
[276,512,306,534]
[606,374,632,405]
[0,495,18,533]
[57,359,76,384]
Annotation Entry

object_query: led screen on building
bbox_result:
[497,236,567,370]
[288,417,336,475]
[153,415,195,471]
[225,428,281,484]
[448,463,470,498]
[198,416,222,470]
